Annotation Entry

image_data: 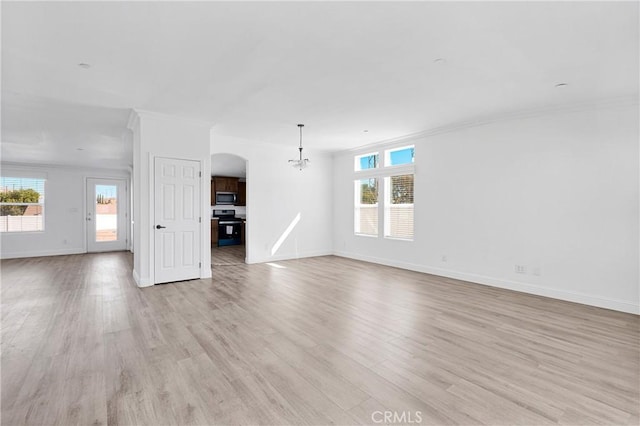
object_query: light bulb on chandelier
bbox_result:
[288,124,310,171]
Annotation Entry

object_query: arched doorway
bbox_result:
[211,153,247,266]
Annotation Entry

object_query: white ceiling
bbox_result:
[2,1,638,169]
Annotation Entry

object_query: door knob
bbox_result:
[156,225,166,229]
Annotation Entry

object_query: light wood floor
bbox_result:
[1,252,638,425]
[212,244,245,266]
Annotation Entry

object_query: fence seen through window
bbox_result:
[0,177,45,232]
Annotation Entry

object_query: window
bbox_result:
[385,146,414,166]
[95,184,118,242]
[354,145,415,240]
[385,174,414,239]
[354,178,378,236]
[355,152,379,171]
[0,177,45,232]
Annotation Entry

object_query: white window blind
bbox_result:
[385,174,414,240]
[354,178,378,236]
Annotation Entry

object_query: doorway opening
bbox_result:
[211,153,247,266]
[86,178,127,252]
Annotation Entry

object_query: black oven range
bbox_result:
[212,209,242,246]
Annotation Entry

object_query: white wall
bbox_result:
[211,135,333,264]
[333,102,639,314]
[129,111,212,286]
[0,163,130,259]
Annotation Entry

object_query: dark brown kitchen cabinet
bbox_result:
[211,218,219,246]
[211,177,216,206]
[212,176,238,194]
[227,178,239,193]
[237,181,246,206]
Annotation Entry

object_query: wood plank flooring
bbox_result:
[212,244,245,266]
[1,252,638,425]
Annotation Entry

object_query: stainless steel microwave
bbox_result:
[215,191,237,205]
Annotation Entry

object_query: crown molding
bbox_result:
[341,94,639,155]
[0,161,131,174]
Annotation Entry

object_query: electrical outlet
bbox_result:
[532,266,541,276]
[514,264,526,274]
[441,255,448,262]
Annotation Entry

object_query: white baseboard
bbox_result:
[247,249,334,265]
[334,251,640,315]
[132,269,153,287]
[0,247,85,260]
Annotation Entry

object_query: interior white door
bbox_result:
[154,157,201,284]
[87,178,128,252]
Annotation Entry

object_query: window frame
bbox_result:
[353,144,415,240]
[354,152,380,172]
[0,176,46,234]
[384,145,415,168]
[354,177,380,237]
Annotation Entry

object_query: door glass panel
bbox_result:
[95,184,118,242]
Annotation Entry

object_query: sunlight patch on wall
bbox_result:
[271,212,301,256]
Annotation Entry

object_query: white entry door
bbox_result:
[154,157,201,284]
[87,178,128,252]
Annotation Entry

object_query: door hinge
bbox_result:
[199,262,202,268]
[199,217,202,223]
[199,171,202,177]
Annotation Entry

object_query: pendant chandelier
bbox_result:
[288,124,310,170]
